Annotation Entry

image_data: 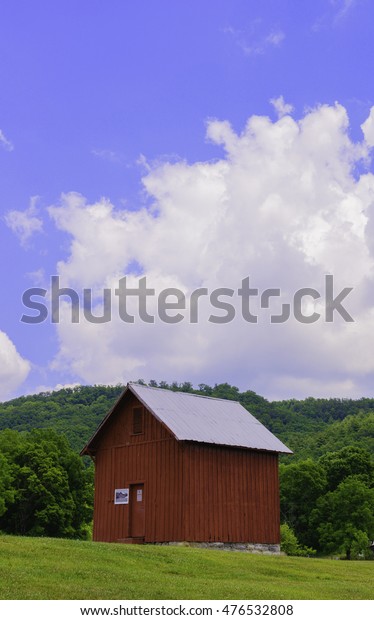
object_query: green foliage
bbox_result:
[0,382,373,460]
[0,428,93,538]
[0,384,124,452]
[280,524,316,557]
[350,531,373,560]
[0,379,374,554]
[280,448,374,557]
[0,452,14,517]
[282,412,374,462]
[280,460,327,548]
[311,477,374,559]
[319,446,374,491]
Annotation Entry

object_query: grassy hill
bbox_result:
[0,534,372,600]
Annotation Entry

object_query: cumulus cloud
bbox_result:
[0,331,30,401]
[45,103,374,398]
[29,382,81,395]
[361,106,374,147]
[0,129,14,151]
[270,96,294,118]
[5,197,43,246]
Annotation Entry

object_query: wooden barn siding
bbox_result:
[183,443,280,544]
[92,394,280,544]
[93,438,184,542]
[92,394,185,543]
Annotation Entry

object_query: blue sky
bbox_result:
[1,0,374,400]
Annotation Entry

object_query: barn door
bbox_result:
[130,484,145,538]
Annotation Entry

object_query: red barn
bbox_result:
[81,383,291,550]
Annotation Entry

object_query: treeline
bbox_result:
[280,446,374,559]
[146,381,374,460]
[0,381,373,459]
[0,428,93,538]
[0,380,373,555]
[0,385,123,452]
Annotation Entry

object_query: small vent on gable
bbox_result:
[132,406,144,435]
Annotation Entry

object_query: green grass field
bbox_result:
[0,534,372,600]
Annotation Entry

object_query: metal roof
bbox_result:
[128,383,292,454]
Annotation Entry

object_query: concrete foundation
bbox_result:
[154,541,281,554]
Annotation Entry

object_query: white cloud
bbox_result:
[266,376,361,400]
[265,30,285,47]
[270,96,294,119]
[5,197,43,246]
[91,148,123,164]
[361,106,374,147]
[48,193,144,288]
[46,103,374,398]
[225,24,285,57]
[331,0,358,22]
[0,129,14,151]
[29,382,82,395]
[313,0,361,30]
[26,268,46,287]
[0,331,30,401]
[243,29,285,56]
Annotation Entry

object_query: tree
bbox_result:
[311,477,374,559]
[319,446,373,491]
[280,524,316,557]
[0,429,93,538]
[280,459,327,547]
[211,383,239,400]
[197,384,213,395]
[180,382,193,392]
[0,452,14,517]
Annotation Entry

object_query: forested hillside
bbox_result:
[0,385,124,452]
[0,381,373,459]
[0,380,373,558]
